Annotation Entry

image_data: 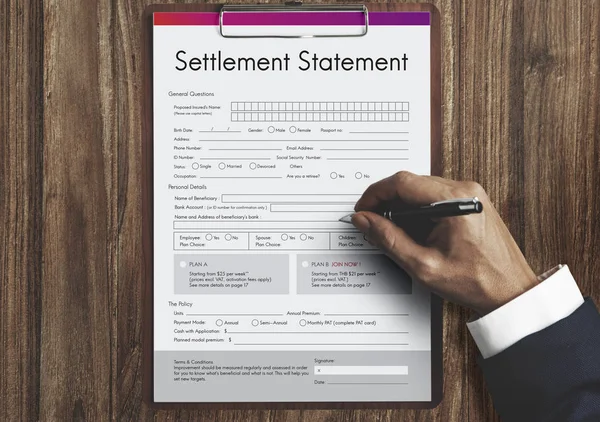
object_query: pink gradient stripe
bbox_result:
[153,12,430,26]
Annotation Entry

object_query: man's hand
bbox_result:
[352,171,539,315]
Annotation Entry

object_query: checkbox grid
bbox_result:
[230,102,409,122]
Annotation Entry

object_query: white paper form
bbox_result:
[152,11,433,403]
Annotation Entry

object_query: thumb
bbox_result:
[351,211,434,278]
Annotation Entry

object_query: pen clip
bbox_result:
[429,197,480,206]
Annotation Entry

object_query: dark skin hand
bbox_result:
[351,171,539,316]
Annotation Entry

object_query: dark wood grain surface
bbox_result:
[1,0,599,421]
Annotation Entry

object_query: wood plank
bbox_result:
[40,0,116,420]
[0,1,44,421]
[112,0,149,418]
[433,0,470,421]
[524,1,600,300]
[455,0,525,420]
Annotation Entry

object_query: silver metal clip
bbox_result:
[219,3,369,39]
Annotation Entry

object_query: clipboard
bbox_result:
[142,2,442,410]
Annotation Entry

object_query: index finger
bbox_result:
[355,171,452,211]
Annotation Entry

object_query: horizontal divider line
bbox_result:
[324,313,410,316]
[221,203,355,206]
[327,158,410,160]
[321,148,409,151]
[223,193,361,196]
[200,158,271,160]
[208,148,283,151]
[186,313,284,316]
[271,211,353,213]
[327,382,409,385]
[235,343,410,346]
[198,139,409,143]
[227,331,409,334]
[199,177,283,179]
[224,203,357,206]
[174,220,347,223]
[174,230,358,232]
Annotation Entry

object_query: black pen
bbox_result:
[338,197,483,224]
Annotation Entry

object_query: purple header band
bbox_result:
[154,12,430,26]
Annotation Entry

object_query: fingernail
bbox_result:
[351,213,371,233]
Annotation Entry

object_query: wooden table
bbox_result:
[1,1,599,420]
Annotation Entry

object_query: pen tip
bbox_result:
[339,213,354,223]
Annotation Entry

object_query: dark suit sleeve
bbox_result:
[479,298,600,422]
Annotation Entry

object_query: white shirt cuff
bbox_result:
[466,265,583,359]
